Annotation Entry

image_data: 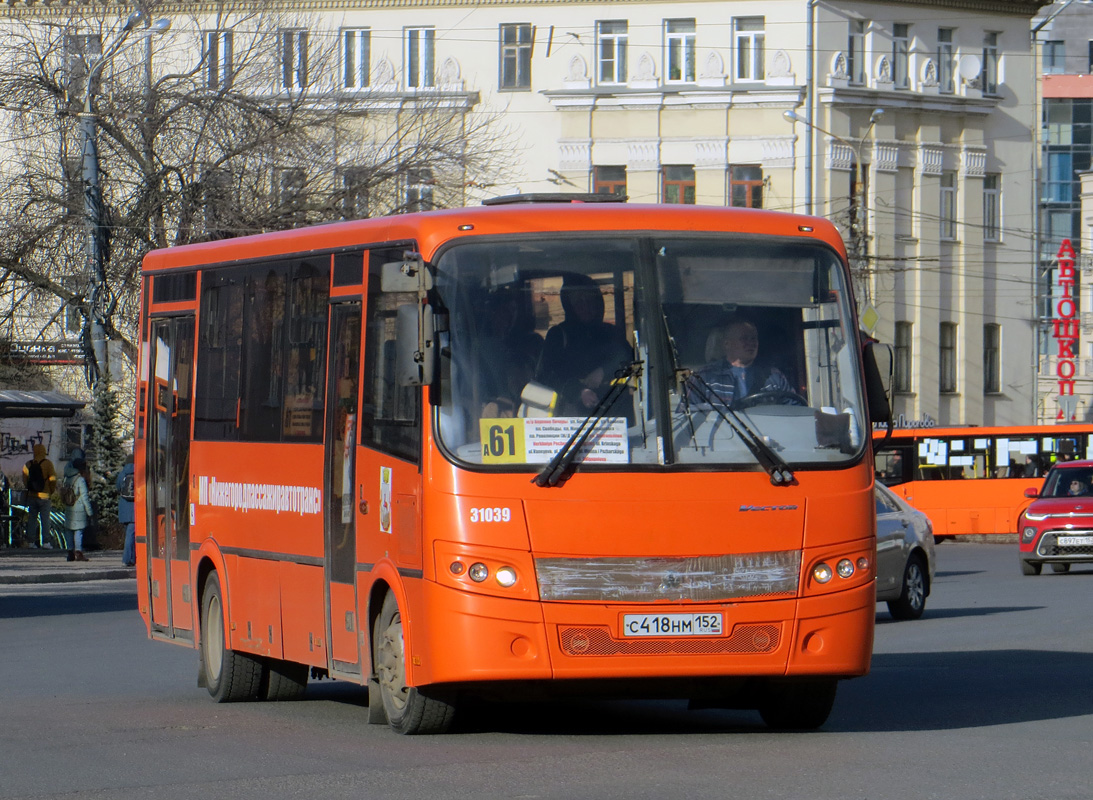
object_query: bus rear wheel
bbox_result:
[262,658,308,701]
[200,571,264,702]
[373,593,456,735]
[757,678,837,730]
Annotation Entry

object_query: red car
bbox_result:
[1019,459,1093,575]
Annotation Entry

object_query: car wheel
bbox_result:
[1020,560,1042,576]
[886,554,928,620]
[1050,563,1071,574]
[373,593,456,734]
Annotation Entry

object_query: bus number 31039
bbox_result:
[469,507,512,523]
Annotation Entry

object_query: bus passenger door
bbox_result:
[147,316,196,640]
[325,302,363,676]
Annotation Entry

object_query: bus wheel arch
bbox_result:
[371,589,456,734]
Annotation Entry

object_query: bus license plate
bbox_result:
[622,613,723,637]
[1058,535,1093,546]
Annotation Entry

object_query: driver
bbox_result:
[687,316,792,407]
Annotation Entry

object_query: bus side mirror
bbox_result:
[395,304,435,386]
[381,254,433,293]
[862,342,892,426]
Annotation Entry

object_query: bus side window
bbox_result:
[361,248,421,463]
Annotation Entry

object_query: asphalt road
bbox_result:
[1,543,1090,800]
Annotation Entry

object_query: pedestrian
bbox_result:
[22,443,57,549]
[61,457,94,562]
[117,454,136,567]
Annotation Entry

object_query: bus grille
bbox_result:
[535,551,801,603]
[558,624,780,656]
[1037,531,1093,557]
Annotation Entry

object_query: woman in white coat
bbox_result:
[61,458,94,562]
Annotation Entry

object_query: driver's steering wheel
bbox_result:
[733,390,808,410]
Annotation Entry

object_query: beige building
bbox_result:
[2,0,1048,429]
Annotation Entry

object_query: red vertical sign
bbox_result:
[1054,239,1078,421]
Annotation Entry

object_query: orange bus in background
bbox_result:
[874,424,1093,538]
[135,195,891,734]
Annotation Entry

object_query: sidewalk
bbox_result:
[0,548,136,585]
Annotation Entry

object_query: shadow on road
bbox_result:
[0,590,137,619]
[877,605,1043,622]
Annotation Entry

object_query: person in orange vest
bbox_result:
[22,443,57,548]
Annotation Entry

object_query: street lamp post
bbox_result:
[77,11,169,388]
[783,108,884,307]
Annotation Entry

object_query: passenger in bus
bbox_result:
[478,286,543,418]
[536,274,631,415]
[687,316,791,407]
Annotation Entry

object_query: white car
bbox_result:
[874,483,937,620]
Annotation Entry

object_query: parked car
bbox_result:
[875,482,936,620]
[1018,459,1093,575]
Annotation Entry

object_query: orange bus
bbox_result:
[135,195,891,734]
[874,424,1093,538]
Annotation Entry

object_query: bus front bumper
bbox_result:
[409,580,875,687]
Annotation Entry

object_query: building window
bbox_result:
[938,28,955,93]
[405,167,434,212]
[65,34,103,102]
[895,167,915,238]
[499,23,533,90]
[1088,40,1093,73]
[1045,151,1073,203]
[940,171,957,240]
[665,19,696,83]
[848,20,867,85]
[274,168,306,224]
[341,168,370,219]
[405,27,435,89]
[983,173,1001,241]
[280,30,308,90]
[594,165,627,196]
[893,23,910,89]
[1043,40,1065,74]
[204,30,233,90]
[894,321,913,393]
[203,168,235,238]
[939,322,957,393]
[984,323,1001,393]
[730,165,763,208]
[342,28,370,89]
[662,165,695,204]
[983,32,999,95]
[597,21,628,85]
[734,17,765,82]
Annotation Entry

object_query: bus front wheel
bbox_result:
[373,593,456,735]
[200,571,264,702]
[757,678,837,730]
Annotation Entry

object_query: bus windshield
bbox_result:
[434,233,866,470]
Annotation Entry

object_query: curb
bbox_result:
[0,568,136,585]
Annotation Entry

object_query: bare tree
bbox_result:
[0,0,516,386]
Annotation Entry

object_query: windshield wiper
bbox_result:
[684,372,796,486]
[533,360,642,488]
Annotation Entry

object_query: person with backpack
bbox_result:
[61,457,94,562]
[117,454,136,567]
[22,444,57,549]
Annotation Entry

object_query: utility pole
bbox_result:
[783,108,884,309]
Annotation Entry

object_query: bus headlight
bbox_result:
[495,567,517,587]
[812,563,833,583]
[468,563,489,582]
[836,558,855,578]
